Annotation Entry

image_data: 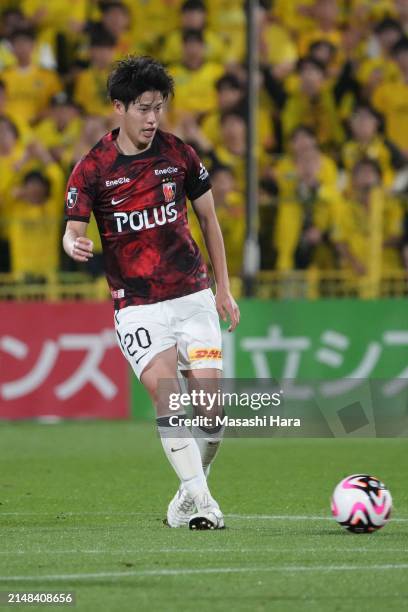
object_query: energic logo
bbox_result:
[188,348,223,361]
[106,177,130,187]
[155,166,178,176]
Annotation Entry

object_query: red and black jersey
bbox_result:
[65,128,212,309]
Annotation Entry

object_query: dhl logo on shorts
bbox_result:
[188,348,222,361]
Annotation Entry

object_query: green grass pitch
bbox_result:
[0,422,407,611]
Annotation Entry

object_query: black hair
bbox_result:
[181,0,206,12]
[352,157,382,179]
[89,26,116,48]
[309,39,336,55]
[297,56,326,75]
[216,73,242,92]
[1,7,24,19]
[392,36,408,56]
[374,17,403,36]
[182,29,204,44]
[0,114,19,139]
[107,55,174,108]
[351,102,382,122]
[100,1,129,13]
[23,170,51,197]
[211,163,234,176]
[220,108,247,123]
[9,27,35,42]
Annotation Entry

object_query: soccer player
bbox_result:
[63,56,240,530]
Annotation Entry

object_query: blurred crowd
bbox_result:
[1,0,408,286]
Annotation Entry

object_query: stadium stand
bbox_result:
[0,0,407,299]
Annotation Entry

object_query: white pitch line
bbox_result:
[1,564,408,583]
[0,511,147,516]
[0,548,406,555]
[1,511,408,523]
[228,514,408,523]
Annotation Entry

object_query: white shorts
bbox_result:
[114,288,223,379]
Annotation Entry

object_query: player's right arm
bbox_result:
[63,155,96,262]
[63,220,94,262]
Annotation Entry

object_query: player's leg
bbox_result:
[185,367,224,478]
[141,347,223,528]
[173,288,225,529]
[176,289,224,479]
[141,347,209,504]
[181,367,226,529]
[114,305,214,528]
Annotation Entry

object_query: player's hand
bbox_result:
[215,288,240,332]
[71,237,94,262]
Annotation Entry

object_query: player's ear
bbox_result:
[113,99,126,115]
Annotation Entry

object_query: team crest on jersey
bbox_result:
[66,187,78,209]
[162,181,176,203]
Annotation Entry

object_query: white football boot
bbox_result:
[166,486,196,528]
[189,491,225,530]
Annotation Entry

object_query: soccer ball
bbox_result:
[331,474,392,533]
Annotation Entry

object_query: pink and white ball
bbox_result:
[331,474,392,533]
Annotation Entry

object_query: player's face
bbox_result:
[119,91,164,150]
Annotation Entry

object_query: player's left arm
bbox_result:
[192,190,240,331]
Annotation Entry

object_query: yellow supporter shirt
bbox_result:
[373,79,408,152]
[262,22,298,67]
[113,32,144,62]
[272,0,316,34]
[1,65,61,125]
[215,195,245,276]
[8,200,60,276]
[206,0,245,62]
[214,146,245,193]
[33,116,83,171]
[22,0,87,32]
[7,162,64,276]
[188,191,244,276]
[274,185,342,271]
[274,153,338,199]
[169,62,225,118]
[356,57,399,90]
[0,144,24,239]
[207,0,244,35]
[160,30,226,66]
[298,29,342,57]
[333,190,403,272]
[215,144,271,195]
[341,137,394,187]
[73,67,112,117]
[201,105,274,151]
[123,0,183,50]
[282,87,344,149]
[0,41,15,71]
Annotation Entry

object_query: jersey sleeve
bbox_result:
[184,144,212,201]
[64,156,97,222]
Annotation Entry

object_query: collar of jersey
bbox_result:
[113,129,159,160]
